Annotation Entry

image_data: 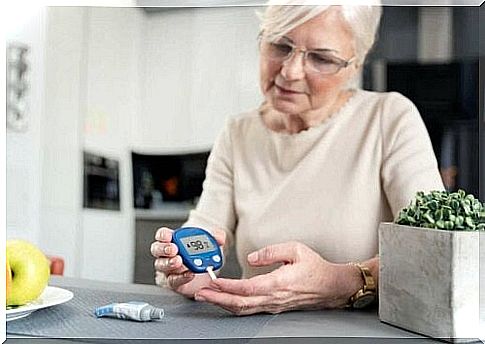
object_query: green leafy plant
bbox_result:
[396,190,485,231]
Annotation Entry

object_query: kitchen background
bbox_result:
[6,3,484,284]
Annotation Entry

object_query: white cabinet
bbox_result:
[83,7,141,155]
[80,7,143,283]
[135,7,262,153]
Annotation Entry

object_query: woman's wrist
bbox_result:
[327,256,379,308]
[329,263,365,308]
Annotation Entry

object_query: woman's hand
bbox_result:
[151,227,226,298]
[194,241,362,315]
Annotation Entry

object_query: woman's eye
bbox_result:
[310,54,335,65]
[271,43,292,55]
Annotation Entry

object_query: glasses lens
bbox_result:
[266,42,293,61]
[306,52,341,74]
[261,39,350,75]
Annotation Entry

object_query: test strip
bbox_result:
[206,266,217,280]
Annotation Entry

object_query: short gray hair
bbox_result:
[258,1,382,66]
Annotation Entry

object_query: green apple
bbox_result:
[6,240,50,306]
[6,257,12,302]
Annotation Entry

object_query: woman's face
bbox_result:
[259,8,358,115]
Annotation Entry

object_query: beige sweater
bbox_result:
[184,89,444,278]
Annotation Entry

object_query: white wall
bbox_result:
[135,7,262,153]
[6,7,47,246]
[39,7,86,277]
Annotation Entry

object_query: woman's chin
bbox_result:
[271,97,302,115]
[271,99,306,115]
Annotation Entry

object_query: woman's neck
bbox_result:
[262,89,354,134]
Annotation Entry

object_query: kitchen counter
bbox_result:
[8,276,482,344]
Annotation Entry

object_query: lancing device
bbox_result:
[171,227,223,280]
[95,301,164,322]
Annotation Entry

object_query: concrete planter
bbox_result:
[378,222,481,342]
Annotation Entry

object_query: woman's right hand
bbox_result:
[151,227,226,298]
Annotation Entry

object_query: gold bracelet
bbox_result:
[345,262,377,309]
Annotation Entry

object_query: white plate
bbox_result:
[6,286,74,322]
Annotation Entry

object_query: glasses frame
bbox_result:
[259,36,355,76]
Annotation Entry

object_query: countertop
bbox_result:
[8,276,483,344]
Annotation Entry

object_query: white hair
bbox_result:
[258,1,382,66]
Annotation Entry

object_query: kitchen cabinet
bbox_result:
[134,209,241,284]
[135,218,185,284]
[78,7,142,283]
[134,6,261,153]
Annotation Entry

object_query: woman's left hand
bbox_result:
[194,241,355,315]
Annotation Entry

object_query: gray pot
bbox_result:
[378,222,483,342]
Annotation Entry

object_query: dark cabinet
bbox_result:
[135,219,185,284]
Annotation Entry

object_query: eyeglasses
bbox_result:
[260,38,354,75]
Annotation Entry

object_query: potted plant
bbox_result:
[378,190,484,342]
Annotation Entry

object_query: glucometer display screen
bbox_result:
[180,235,215,255]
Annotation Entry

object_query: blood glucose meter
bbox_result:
[171,227,223,275]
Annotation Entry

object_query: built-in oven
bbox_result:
[83,151,120,211]
[132,151,210,209]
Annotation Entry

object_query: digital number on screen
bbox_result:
[180,235,215,255]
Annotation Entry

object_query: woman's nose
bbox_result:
[280,51,306,81]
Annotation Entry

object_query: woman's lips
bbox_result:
[275,84,304,96]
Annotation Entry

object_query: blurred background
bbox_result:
[6,3,484,284]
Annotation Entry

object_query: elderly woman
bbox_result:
[150,3,444,315]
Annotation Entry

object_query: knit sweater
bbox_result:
[184,89,445,278]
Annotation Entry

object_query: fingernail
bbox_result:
[157,228,168,241]
[163,245,171,255]
[169,258,176,267]
[247,251,258,263]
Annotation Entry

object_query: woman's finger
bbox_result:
[247,242,301,266]
[155,271,168,287]
[150,242,179,258]
[211,228,227,247]
[154,256,187,274]
[154,227,174,242]
[168,272,195,289]
[209,275,277,297]
[195,289,266,316]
